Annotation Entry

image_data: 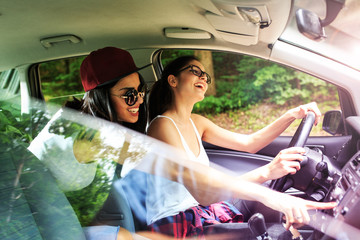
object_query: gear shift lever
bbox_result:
[248,213,272,240]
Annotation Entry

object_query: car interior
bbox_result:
[1,0,360,239]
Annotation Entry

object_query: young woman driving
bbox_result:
[146,55,335,238]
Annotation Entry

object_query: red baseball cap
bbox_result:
[80,47,151,92]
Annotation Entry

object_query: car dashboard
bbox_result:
[330,150,360,229]
[206,116,360,239]
[325,116,360,230]
[299,116,360,239]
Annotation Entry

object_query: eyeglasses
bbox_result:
[111,86,146,106]
[177,65,211,84]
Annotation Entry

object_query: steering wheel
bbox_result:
[270,111,316,192]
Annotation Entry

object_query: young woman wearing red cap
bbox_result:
[146,56,336,238]
[66,46,151,133]
[28,47,153,240]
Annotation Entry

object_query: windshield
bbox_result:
[281,0,360,71]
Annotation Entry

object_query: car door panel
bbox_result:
[204,142,272,176]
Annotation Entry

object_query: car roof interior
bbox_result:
[0,0,291,71]
[2,0,360,112]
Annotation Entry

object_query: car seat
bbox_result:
[91,167,148,232]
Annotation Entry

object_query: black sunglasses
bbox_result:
[176,65,211,84]
[111,85,146,106]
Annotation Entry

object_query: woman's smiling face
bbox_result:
[109,72,144,123]
[176,60,209,101]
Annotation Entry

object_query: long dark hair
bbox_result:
[65,74,147,133]
[148,56,198,122]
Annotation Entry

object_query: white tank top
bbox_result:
[145,115,210,224]
[152,115,210,165]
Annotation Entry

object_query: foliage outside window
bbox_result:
[40,57,85,106]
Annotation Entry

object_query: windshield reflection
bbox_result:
[1,98,360,239]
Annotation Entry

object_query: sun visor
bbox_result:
[205,2,271,46]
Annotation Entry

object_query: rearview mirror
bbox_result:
[296,9,325,41]
[322,110,343,135]
[295,0,345,41]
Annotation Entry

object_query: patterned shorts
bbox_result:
[148,201,243,239]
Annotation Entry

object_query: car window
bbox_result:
[160,49,341,136]
[39,56,85,106]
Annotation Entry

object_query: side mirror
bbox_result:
[322,110,343,135]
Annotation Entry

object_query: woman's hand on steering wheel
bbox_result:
[263,147,306,181]
[288,102,321,126]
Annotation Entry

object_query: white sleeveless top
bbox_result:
[145,115,210,224]
[154,115,210,165]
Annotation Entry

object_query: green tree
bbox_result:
[253,65,333,105]
[0,102,50,147]
[194,50,216,96]
[161,49,195,67]
[40,57,85,105]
